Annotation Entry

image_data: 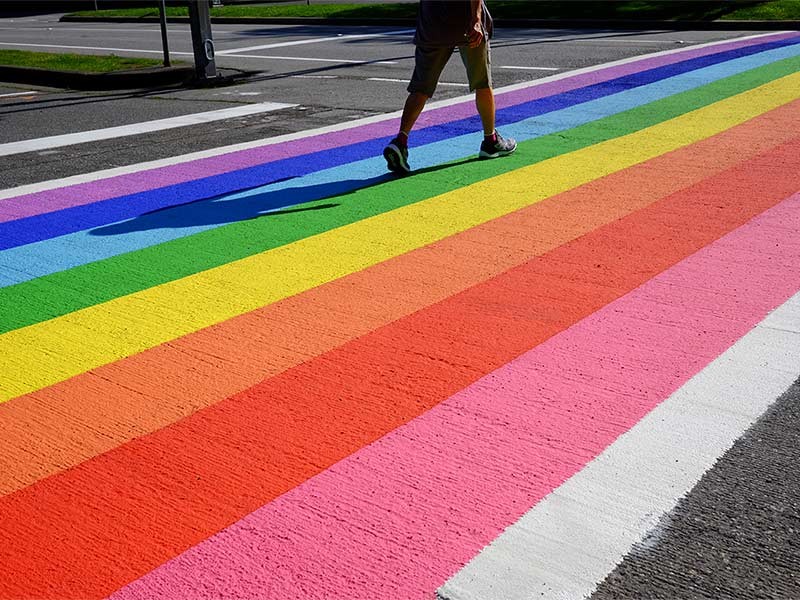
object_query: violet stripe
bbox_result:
[2,32,794,224]
[109,194,800,600]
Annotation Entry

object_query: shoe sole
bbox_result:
[479,145,517,159]
[383,144,410,174]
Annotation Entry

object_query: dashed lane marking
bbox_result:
[215,29,415,55]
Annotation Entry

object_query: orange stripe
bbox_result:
[1,133,799,600]
[2,99,800,498]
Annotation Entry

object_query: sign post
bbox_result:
[158,0,171,67]
[187,0,217,81]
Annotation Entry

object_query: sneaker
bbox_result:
[383,138,411,175]
[479,132,517,159]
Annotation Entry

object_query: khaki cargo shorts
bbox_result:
[408,41,491,97]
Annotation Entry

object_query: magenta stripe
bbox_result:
[2,32,794,224]
[109,195,800,600]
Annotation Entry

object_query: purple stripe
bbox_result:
[0,31,794,224]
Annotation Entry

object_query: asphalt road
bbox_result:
[593,377,800,600]
[0,12,767,188]
[1,16,798,599]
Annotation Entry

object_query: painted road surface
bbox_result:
[1,31,799,599]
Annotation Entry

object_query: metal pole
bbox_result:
[187,0,217,81]
[158,0,171,67]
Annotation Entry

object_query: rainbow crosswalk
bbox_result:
[1,31,800,600]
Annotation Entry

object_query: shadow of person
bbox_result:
[89,174,391,237]
[89,155,480,238]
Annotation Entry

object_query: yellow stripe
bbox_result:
[2,72,800,401]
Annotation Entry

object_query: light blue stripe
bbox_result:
[2,43,799,288]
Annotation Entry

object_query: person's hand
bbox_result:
[467,19,484,48]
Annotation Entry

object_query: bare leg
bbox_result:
[475,87,495,136]
[385,92,429,174]
[399,91,429,138]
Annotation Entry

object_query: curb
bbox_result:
[59,14,800,30]
[0,64,195,90]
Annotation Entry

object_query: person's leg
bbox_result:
[460,41,494,134]
[384,93,427,175]
[398,91,429,141]
[402,45,451,135]
[474,87,495,136]
[384,45,451,174]
[460,41,517,158]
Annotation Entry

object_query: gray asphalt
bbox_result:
[2,12,799,599]
[0,12,760,188]
[592,377,800,600]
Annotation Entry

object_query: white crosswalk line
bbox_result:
[0,102,296,158]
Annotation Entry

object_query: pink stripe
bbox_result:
[2,32,794,223]
[110,194,800,600]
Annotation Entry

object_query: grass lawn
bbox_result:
[0,49,173,72]
[68,0,800,21]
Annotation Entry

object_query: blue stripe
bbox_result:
[0,38,798,288]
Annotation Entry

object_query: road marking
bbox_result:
[2,69,797,397]
[534,34,691,45]
[0,41,167,54]
[367,77,468,87]
[215,29,415,55]
[581,38,689,44]
[499,65,560,71]
[0,103,296,158]
[100,189,800,598]
[0,31,788,199]
[290,75,339,79]
[0,26,181,33]
[0,91,39,98]
[438,290,800,600]
[0,41,395,66]
[222,53,397,64]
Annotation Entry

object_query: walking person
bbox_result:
[383,0,517,175]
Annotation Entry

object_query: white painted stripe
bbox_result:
[0,41,168,54]
[0,41,386,65]
[534,33,691,45]
[578,38,688,45]
[220,53,397,64]
[216,29,414,55]
[290,75,338,79]
[0,42,394,65]
[0,31,786,199]
[0,91,39,98]
[499,65,561,71]
[369,77,466,87]
[438,292,800,600]
[0,102,295,158]
[0,26,180,33]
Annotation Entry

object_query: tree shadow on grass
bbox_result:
[90,156,479,236]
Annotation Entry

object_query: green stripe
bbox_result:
[2,56,798,334]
